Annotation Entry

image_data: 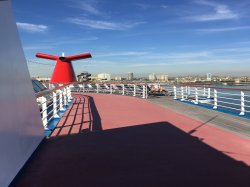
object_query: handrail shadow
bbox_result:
[49,93,102,137]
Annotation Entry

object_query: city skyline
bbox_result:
[13,0,250,77]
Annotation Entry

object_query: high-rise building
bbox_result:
[207,73,212,81]
[157,74,168,82]
[149,73,157,81]
[127,72,134,80]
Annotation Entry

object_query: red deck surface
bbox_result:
[13,93,250,187]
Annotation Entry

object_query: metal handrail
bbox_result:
[175,84,250,92]
[36,85,72,130]
[35,84,70,98]
[172,85,249,116]
[72,83,148,99]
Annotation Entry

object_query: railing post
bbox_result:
[53,91,59,118]
[203,87,206,97]
[63,88,67,106]
[239,91,245,115]
[96,84,99,93]
[122,84,125,95]
[181,86,184,101]
[188,86,190,96]
[213,89,218,109]
[67,86,72,101]
[195,87,198,104]
[142,85,145,99]
[110,84,113,94]
[59,90,66,111]
[173,86,177,99]
[133,84,136,96]
[185,86,188,98]
[207,88,211,99]
[39,96,48,129]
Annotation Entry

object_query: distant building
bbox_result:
[127,72,134,81]
[149,73,157,81]
[157,74,168,82]
[114,76,122,81]
[97,73,111,81]
[77,72,91,82]
[207,73,212,81]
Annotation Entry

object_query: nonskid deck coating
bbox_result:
[149,96,250,138]
[12,93,250,187]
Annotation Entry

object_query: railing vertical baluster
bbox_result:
[207,88,211,98]
[181,86,184,101]
[59,90,63,109]
[110,84,113,94]
[203,87,206,97]
[96,84,99,93]
[67,86,72,101]
[40,96,48,129]
[133,84,136,96]
[185,86,188,98]
[188,86,190,96]
[173,86,177,99]
[53,91,59,118]
[63,88,67,106]
[213,89,218,109]
[142,85,145,99]
[239,91,245,115]
[59,90,66,111]
[195,87,198,104]
[122,84,125,95]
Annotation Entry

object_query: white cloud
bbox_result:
[187,0,238,21]
[79,2,101,15]
[197,26,250,32]
[69,0,101,15]
[16,22,48,33]
[67,17,145,30]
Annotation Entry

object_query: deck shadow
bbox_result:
[50,94,102,137]
[12,121,250,187]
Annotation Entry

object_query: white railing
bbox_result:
[70,83,148,99]
[36,85,72,130]
[169,85,250,116]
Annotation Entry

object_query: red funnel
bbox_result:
[36,53,92,83]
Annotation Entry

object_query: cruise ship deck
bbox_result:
[12,93,250,187]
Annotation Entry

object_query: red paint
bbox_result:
[36,53,92,83]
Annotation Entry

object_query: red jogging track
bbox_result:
[12,93,250,187]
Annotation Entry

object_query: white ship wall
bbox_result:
[0,1,44,186]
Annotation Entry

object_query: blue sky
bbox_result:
[12,0,250,77]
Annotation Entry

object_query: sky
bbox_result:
[12,0,250,77]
